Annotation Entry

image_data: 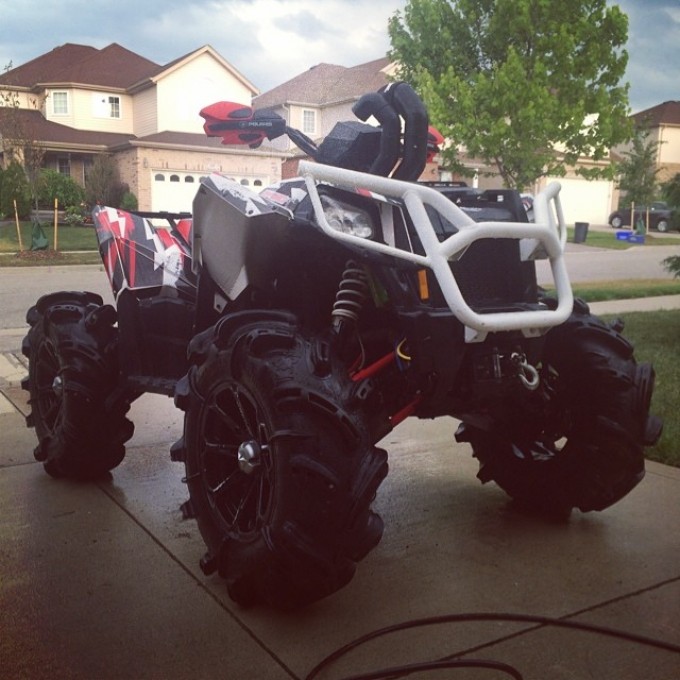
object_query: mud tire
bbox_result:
[173,312,388,610]
[22,292,133,479]
[458,304,662,517]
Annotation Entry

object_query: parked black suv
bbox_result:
[608,202,673,232]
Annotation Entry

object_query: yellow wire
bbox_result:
[396,339,411,362]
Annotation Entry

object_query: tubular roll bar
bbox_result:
[300,161,573,341]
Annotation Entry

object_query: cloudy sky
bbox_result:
[0,0,677,113]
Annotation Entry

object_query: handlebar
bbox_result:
[200,83,437,179]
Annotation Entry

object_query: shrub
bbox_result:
[0,161,31,218]
[38,169,85,210]
[63,205,85,226]
[119,191,138,211]
[663,255,680,279]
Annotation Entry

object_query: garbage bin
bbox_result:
[573,221,589,243]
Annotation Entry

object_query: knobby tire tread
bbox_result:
[175,317,388,609]
[22,293,133,480]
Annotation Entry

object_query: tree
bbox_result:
[662,173,680,209]
[662,172,680,231]
[615,124,660,207]
[388,0,632,190]
[1,62,47,211]
[85,154,124,207]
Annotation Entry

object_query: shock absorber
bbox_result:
[332,261,369,332]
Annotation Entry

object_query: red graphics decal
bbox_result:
[92,206,196,299]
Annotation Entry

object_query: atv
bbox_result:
[22,82,662,610]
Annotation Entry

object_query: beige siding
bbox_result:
[320,102,356,137]
[156,53,253,134]
[133,87,158,137]
[658,125,680,173]
[47,88,135,134]
[5,90,40,110]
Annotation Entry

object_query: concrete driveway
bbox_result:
[1,361,679,679]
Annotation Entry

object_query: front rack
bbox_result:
[300,161,573,341]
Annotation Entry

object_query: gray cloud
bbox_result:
[0,0,677,111]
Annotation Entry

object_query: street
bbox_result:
[2,242,679,333]
[535,241,679,286]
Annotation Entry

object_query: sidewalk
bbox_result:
[588,293,680,315]
[1,300,679,679]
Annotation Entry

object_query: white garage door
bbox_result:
[151,172,269,213]
[151,172,204,213]
[545,177,613,226]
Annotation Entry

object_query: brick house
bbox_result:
[0,43,286,212]
[2,43,655,226]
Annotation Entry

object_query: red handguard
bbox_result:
[200,102,286,147]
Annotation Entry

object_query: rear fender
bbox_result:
[92,206,196,299]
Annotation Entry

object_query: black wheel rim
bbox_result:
[34,339,64,435]
[199,381,273,538]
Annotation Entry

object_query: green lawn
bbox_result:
[1,221,678,257]
[568,226,680,249]
[601,310,680,468]
[0,221,99,253]
[566,279,680,302]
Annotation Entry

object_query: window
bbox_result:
[57,157,70,176]
[92,93,122,118]
[302,109,316,135]
[155,174,165,181]
[52,91,68,115]
[184,176,195,183]
[108,96,121,119]
[170,175,180,182]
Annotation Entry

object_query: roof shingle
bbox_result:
[632,101,680,126]
[0,107,134,148]
[253,57,392,109]
[0,43,160,90]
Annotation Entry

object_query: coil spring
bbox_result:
[332,261,369,328]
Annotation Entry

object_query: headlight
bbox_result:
[320,195,374,239]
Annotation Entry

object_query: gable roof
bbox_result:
[131,45,259,96]
[0,43,161,90]
[254,56,392,109]
[632,101,680,126]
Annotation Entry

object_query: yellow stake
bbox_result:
[13,199,23,251]
[54,198,59,251]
